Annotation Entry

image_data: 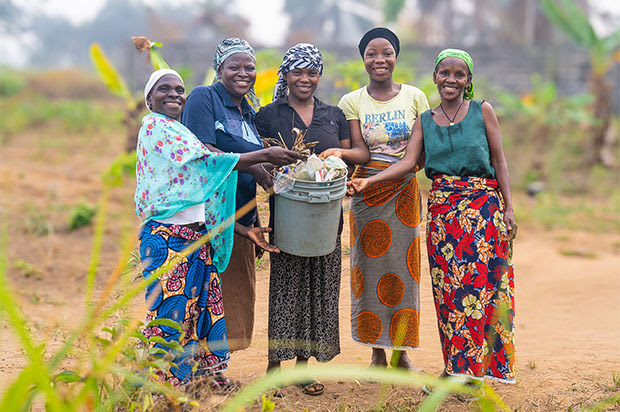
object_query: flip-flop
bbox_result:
[209,373,239,394]
[298,380,324,396]
[457,381,484,402]
[271,387,286,398]
[421,372,449,395]
[423,376,483,401]
[266,367,287,398]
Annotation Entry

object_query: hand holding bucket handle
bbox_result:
[264,147,302,166]
[347,178,369,196]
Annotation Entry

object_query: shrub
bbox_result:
[68,202,97,231]
[0,67,27,97]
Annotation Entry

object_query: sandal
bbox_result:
[209,373,239,394]
[298,380,324,396]
[271,387,287,398]
[266,365,287,398]
[422,375,483,401]
[457,380,484,402]
[421,371,449,396]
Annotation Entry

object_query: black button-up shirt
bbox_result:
[255,96,350,155]
[255,96,350,234]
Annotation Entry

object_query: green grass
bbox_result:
[24,213,54,236]
[514,191,620,233]
[14,259,43,280]
[613,371,620,388]
[0,67,27,97]
[558,249,597,259]
[0,94,123,144]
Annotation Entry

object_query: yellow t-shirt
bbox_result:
[338,84,429,159]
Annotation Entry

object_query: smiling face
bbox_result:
[433,57,472,102]
[146,74,186,120]
[218,53,256,106]
[363,37,397,82]
[286,67,319,102]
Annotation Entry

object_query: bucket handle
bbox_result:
[307,192,330,203]
[307,186,347,203]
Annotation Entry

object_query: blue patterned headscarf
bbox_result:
[212,38,261,108]
[273,43,324,100]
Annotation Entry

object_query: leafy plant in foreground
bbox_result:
[0,153,193,411]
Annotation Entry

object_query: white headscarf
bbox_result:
[144,69,184,110]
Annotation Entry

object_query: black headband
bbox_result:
[358,27,400,58]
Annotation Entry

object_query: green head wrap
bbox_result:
[434,48,474,100]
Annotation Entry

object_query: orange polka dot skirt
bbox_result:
[350,162,422,349]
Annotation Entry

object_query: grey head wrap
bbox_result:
[212,38,260,109]
[273,43,323,101]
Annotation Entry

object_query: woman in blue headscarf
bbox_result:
[137,68,299,388]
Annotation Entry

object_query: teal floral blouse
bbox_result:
[135,113,240,271]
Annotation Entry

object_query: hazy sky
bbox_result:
[3,0,619,67]
[12,0,289,45]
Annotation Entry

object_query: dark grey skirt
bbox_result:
[268,236,341,362]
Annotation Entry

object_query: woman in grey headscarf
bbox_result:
[255,43,362,396]
[183,38,275,358]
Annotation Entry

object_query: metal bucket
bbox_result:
[273,175,347,257]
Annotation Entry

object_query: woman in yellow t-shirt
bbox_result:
[321,27,429,371]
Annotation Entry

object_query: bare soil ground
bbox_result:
[1,127,619,411]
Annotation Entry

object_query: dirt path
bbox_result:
[225,221,620,411]
[1,128,619,411]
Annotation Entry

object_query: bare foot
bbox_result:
[370,348,387,368]
[267,361,281,373]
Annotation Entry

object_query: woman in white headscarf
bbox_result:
[137,69,299,388]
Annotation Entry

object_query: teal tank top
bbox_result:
[421,100,495,179]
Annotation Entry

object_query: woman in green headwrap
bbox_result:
[348,49,517,396]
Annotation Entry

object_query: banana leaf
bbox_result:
[89,43,133,108]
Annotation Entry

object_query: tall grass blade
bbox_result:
[220,365,464,412]
[84,189,109,308]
